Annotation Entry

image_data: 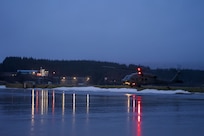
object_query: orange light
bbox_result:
[37,73,42,76]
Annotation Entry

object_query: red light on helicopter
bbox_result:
[137,67,142,75]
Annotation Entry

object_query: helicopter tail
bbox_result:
[170,71,183,83]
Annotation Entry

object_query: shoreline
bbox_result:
[1,83,204,93]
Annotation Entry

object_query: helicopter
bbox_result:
[122,67,183,87]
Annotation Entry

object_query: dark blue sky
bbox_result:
[0,0,204,69]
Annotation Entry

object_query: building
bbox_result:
[17,70,38,75]
[17,67,49,77]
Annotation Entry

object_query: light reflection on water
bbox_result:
[29,89,142,136]
[1,89,204,136]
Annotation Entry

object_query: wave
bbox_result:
[138,89,190,94]
[54,86,190,95]
[0,85,6,89]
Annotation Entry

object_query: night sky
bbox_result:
[0,0,204,69]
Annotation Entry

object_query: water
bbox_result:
[0,87,204,136]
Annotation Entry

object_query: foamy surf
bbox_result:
[0,85,6,89]
[54,86,190,95]
[54,86,137,93]
[138,89,190,94]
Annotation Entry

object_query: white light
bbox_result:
[73,93,76,114]
[125,94,132,97]
[86,94,89,114]
[62,92,65,115]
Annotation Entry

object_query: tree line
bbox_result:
[0,56,204,86]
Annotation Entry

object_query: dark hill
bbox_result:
[0,56,204,86]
